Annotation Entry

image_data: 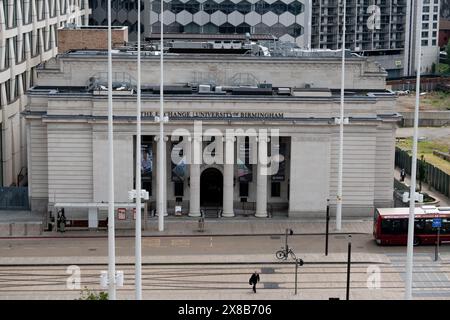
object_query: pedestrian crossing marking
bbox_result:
[171,239,190,247]
[143,239,161,247]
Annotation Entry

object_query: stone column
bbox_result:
[255,136,268,218]
[222,135,235,217]
[189,137,201,217]
[155,136,168,217]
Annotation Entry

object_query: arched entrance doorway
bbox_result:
[200,167,223,207]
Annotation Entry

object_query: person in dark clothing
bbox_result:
[249,271,260,293]
[57,211,61,231]
[59,208,66,233]
[400,168,406,182]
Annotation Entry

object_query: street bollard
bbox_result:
[198,217,205,232]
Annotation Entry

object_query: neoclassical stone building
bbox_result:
[0,0,90,186]
[25,49,400,226]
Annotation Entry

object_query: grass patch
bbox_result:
[397,137,450,174]
[438,63,450,74]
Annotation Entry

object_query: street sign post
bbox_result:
[433,218,441,261]
[325,199,330,256]
[432,218,442,228]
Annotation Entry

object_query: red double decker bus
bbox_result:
[373,206,450,245]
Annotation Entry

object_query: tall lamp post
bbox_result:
[346,234,352,300]
[405,0,423,300]
[135,0,142,300]
[158,0,166,232]
[336,0,346,231]
[107,0,116,300]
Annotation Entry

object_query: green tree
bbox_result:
[447,39,450,65]
[78,287,108,300]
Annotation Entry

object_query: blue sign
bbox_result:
[432,218,442,228]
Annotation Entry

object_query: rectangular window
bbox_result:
[271,182,281,197]
[5,79,11,103]
[239,182,249,197]
[174,182,184,197]
[381,218,408,234]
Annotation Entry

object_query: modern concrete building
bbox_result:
[88,0,311,45]
[404,0,441,75]
[312,0,440,77]
[24,48,400,226]
[88,0,440,77]
[311,0,408,77]
[441,0,449,19]
[0,0,90,187]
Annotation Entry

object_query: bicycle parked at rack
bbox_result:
[276,247,297,260]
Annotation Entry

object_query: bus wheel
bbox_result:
[413,237,420,246]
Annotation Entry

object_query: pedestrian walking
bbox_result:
[60,208,66,233]
[249,271,260,293]
[400,168,406,182]
[57,210,61,231]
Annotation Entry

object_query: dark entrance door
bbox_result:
[200,168,223,207]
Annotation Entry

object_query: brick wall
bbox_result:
[58,27,129,53]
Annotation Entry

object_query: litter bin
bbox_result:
[198,217,205,232]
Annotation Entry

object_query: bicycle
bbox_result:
[275,247,297,260]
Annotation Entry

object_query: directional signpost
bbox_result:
[433,218,441,261]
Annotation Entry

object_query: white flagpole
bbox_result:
[336,0,346,231]
[107,0,116,300]
[405,0,423,300]
[158,0,165,231]
[135,0,142,300]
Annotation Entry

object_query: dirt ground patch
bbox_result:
[396,91,450,112]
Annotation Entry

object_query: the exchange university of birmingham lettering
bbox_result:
[24,47,399,225]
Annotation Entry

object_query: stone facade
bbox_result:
[25,52,399,224]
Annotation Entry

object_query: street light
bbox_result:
[294,258,304,295]
[405,0,423,300]
[325,199,330,256]
[157,0,167,232]
[106,0,116,300]
[336,0,347,231]
[346,234,352,300]
[285,228,293,252]
[134,0,143,300]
